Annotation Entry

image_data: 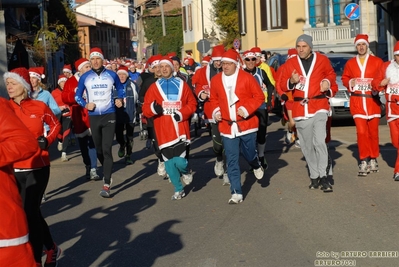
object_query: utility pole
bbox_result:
[159,0,166,36]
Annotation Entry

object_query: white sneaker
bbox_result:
[228,193,243,204]
[214,160,224,177]
[61,152,68,162]
[182,172,193,185]
[222,173,230,186]
[90,168,100,180]
[294,139,301,148]
[285,131,293,144]
[157,160,166,176]
[171,190,185,200]
[57,142,63,151]
[253,166,264,180]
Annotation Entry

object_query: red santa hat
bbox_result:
[57,74,68,85]
[187,58,195,66]
[29,67,45,80]
[63,64,72,73]
[202,56,211,64]
[89,47,104,60]
[354,34,369,47]
[167,52,177,58]
[159,56,174,69]
[4,67,32,93]
[250,47,262,57]
[221,49,241,65]
[75,58,90,71]
[211,45,225,60]
[394,41,399,56]
[148,54,163,68]
[117,65,129,76]
[243,50,256,59]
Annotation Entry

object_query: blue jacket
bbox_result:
[75,68,125,116]
[113,79,139,124]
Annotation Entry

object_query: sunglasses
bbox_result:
[245,58,256,62]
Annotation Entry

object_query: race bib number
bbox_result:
[386,83,399,95]
[295,76,306,91]
[354,78,372,91]
[202,85,210,95]
[162,101,182,115]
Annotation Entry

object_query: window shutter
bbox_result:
[260,0,267,31]
[281,0,288,29]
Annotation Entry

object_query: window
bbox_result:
[260,0,287,31]
[182,6,187,32]
[309,0,353,27]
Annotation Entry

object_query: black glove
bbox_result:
[173,113,181,122]
[281,94,288,101]
[153,101,163,115]
[37,136,48,149]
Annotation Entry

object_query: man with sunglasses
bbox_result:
[243,50,274,169]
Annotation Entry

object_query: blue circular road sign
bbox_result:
[345,3,360,21]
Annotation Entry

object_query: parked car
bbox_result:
[327,53,386,120]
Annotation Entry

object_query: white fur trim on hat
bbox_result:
[63,68,72,73]
[58,77,68,84]
[151,60,161,69]
[117,69,129,76]
[78,61,90,71]
[243,51,256,59]
[90,51,104,60]
[159,59,174,69]
[4,72,32,92]
[354,39,369,47]
[29,72,45,80]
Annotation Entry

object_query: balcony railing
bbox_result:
[304,25,352,44]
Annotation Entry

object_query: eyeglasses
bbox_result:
[245,58,256,62]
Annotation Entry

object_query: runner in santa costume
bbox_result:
[278,34,337,192]
[192,44,230,184]
[381,41,399,181]
[209,49,265,204]
[0,97,38,267]
[62,58,100,180]
[342,34,385,176]
[142,56,197,200]
[5,67,62,267]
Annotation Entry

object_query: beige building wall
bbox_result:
[241,1,305,53]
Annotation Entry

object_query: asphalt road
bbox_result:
[42,115,399,267]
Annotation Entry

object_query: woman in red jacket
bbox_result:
[0,97,38,267]
[5,67,62,267]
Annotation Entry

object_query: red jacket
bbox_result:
[51,87,70,117]
[342,54,384,119]
[209,68,264,138]
[9,98,60,169]
[0,98,38,247]
[62,74,91,137]
[279,52,338,120]
[142,77,197,150]
[192,65,215,122]
[382,60,399,122]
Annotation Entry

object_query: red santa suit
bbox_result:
[142,77,197,150]
[0,98,37,267]
[62,73,91,137]
[383,58,399,174]
[342,53,384,161]
[279,52,338,121]
[342,54,384,119]
[192,64,216,122]
[209,68,264,138]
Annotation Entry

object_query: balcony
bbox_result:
[304,24,353,53]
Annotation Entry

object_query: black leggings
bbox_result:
[115,122,135,155]
[89,113,116,184]
[211,122,224,161]
[14,166,54,263]
[255,108,269,145]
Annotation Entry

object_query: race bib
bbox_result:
[354,78,372,91]
[162,101,182,115]
[295,76,306,91]
[386,83,399,95]
[202,85,210,95]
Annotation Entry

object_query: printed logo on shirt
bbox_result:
[93,91,106,96]
[92,84,108,89]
